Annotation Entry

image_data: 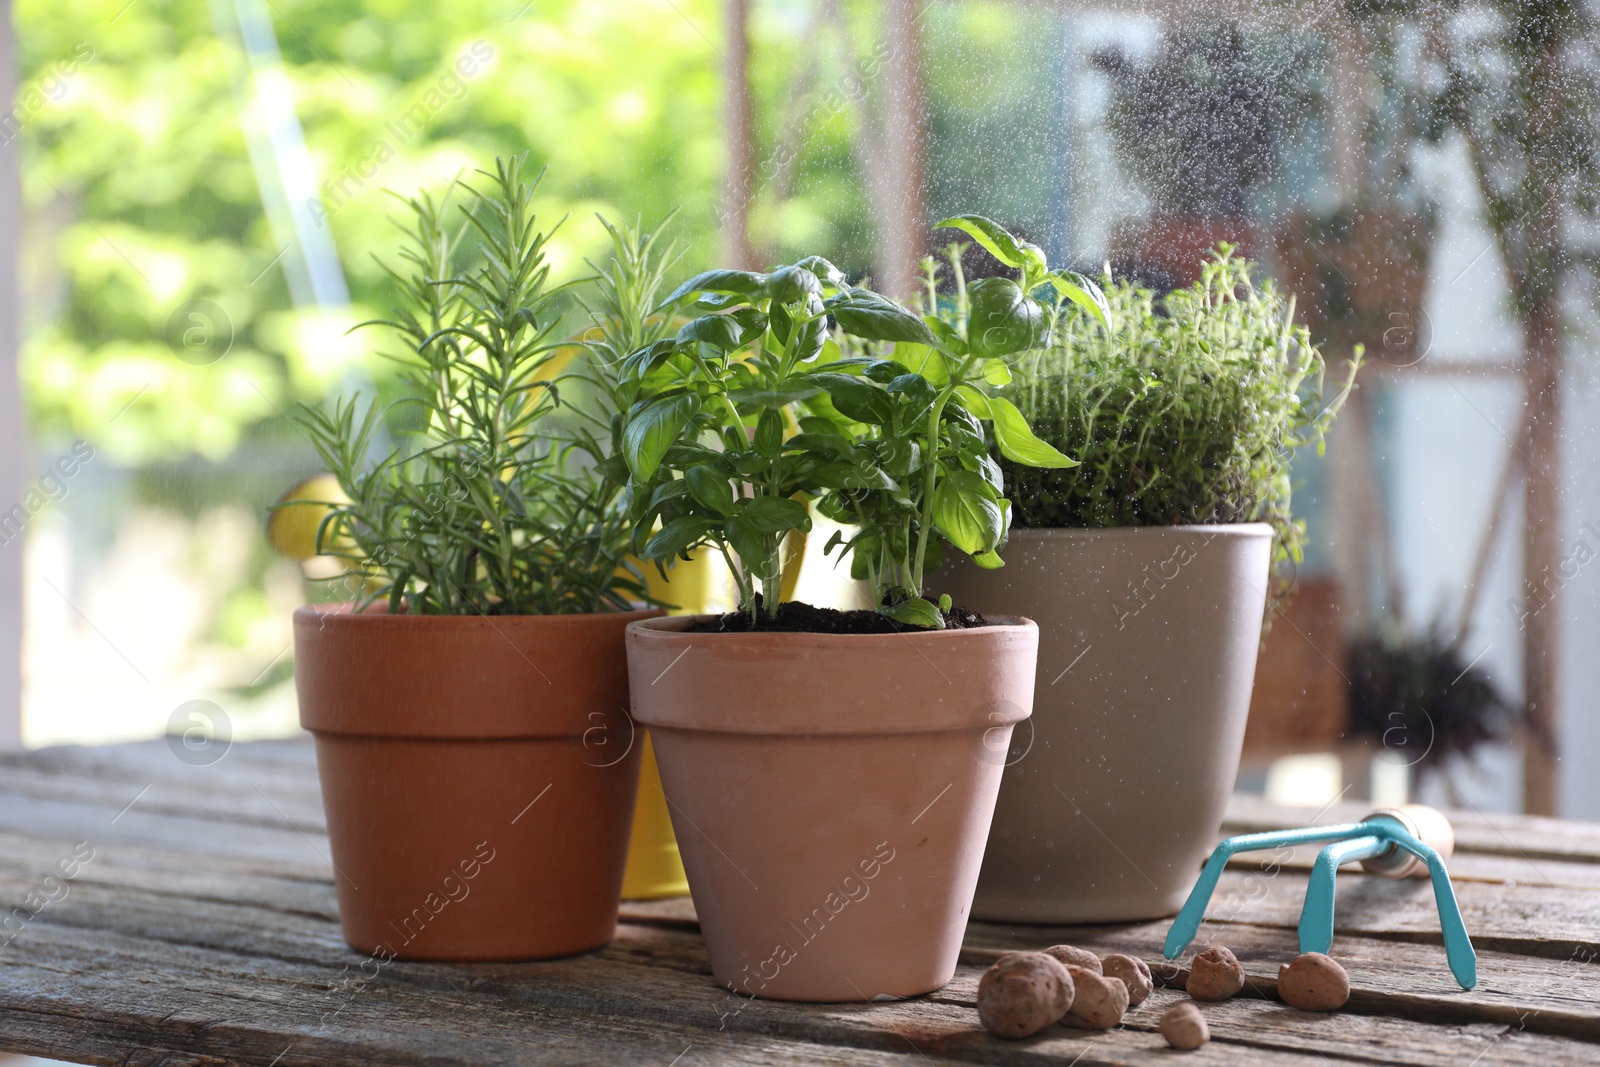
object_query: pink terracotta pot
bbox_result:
[625,615,1038,1002]
[294,604,659,961]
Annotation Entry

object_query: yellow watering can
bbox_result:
[621,528,806,899]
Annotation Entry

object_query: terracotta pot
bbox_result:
[294,604,658,960]
[1273,207,1434,361]
[625,615,1038,1002]
[1109,215,1259,289]
[938,525,1271,923]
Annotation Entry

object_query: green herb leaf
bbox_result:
[883,597,944,629]
[685,465,735,516]
[644,515,715,561]
[989,395,1077,469]
[753,408,784,457]
[662,269,768,306]
[794,255,846,288]
[725,383,821,406]
[982,359,1013,386]
[676,314,745,350]
[934,214,1027,268]
[1047,270,1112,329]
[953,384,993,419]
[724,516,769,576]
[736,494,811,533]
[620,338,679,380]
[967,277,1048,358]
[623,394,699,482]
[933,470,1004,556]
[896,341,951,385]
[828,290,940,346]
[809,372,893,425]
[766,265,823,304]
[924,317,968,357]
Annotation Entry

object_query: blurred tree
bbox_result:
[14,0,897,466]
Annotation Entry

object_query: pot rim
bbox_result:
[294,603,663,626]
[626,612,1037,645]
[1002,521,1274,541]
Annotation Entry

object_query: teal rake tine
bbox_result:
[1164,807,1478,991]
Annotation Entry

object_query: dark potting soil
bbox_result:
[683,596,990,634]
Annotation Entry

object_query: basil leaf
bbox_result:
[989,395,1077,469]
[808,372,893,425]
[662,269,768,306]
[785,432,851,457]
[828,289,939,346]
[620,338,678,381]
[766,265,822,304]
[643,516,715,561]
[676,313,744,350]
[685,464,735,516]
[723,515,770,576]
[953,384,993,419]
[753,408,784,457]
[933,469,1004,556]
[883,597,944,629]
[934,214,1026,268]
[896,341,950,385]
[725,383,821,406]
[736,494,811,534]
[923,317,967,357]
[623,394,699,481]
[794,255,846,288]
[981,358,1013,386]
[967,277,1048,358]
[1048,270,1113,329]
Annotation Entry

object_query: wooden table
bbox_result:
[2,739,1598,1065]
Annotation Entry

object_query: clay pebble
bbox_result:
[1160,1001,1210,1050]
[1044,944,1102,973]
[1100,953,1153,1006]
[977,952,1075,1039]
[1060,965,1128,1030]
[1187,945,1246,1001]
[1277,951,1351,1011]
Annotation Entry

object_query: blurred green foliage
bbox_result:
[16,0,979,467]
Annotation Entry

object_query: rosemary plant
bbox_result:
[1001,248,1358,567]
[294,157,648,616]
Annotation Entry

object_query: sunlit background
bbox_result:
[6,0,1600,819]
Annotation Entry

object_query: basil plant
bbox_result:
[613,215,1108,628]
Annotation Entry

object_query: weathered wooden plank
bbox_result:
[5,740,1600,1065]
[0,926,960,1066]
[7,848,1599,1059]
[10,788,1599,968]
[12,905,1593,1067]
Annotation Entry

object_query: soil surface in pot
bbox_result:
[684,597,989,634]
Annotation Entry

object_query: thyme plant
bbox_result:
[1000,247,1358,567]
[295,157,648,615]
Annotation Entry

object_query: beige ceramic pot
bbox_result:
[294,604,658,960]
[625,615,1038,1002]
[938,525,1272,923]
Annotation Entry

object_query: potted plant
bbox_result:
[939,244,1358,923]
[1091,23,1299,287]
[619,218,1104,1000]
[288,158,665,960]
